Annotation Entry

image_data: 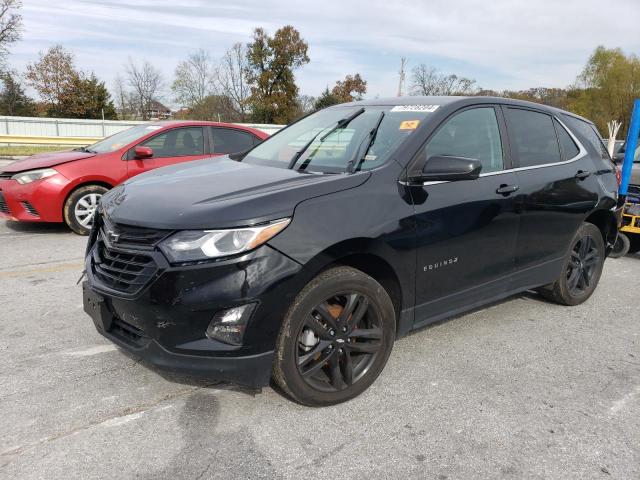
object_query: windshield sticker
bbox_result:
[391,105,439,113]
[364,154,377,161]
[145,126,162,130]
[399,120,420,130]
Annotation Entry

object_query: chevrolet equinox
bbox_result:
[83,97,621,406]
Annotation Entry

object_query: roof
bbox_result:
[147,120,269,138]
[338,95,593,124]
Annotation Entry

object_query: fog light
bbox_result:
[206,303,256,345]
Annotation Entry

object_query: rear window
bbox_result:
[505,108,560,167]
[554,119,580,160]
[210,128,257,154]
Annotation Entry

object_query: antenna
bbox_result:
[397,57,407,97]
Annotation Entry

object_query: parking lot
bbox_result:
[0,218,638,479]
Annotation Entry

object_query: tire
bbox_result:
[63,185,108,235]
[273,266,395,407]
[628,235,640,255]
[609,233,630,258]
[538,222,605,306]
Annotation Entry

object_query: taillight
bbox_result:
[615,164,622,186]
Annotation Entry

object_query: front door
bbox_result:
[410,106,520,326]
[126,126,209,179]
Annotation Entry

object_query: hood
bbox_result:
[101,157,370,229]
[0,150,96,173]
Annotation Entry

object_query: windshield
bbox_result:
[242,105,438,173]
[86,124,164,153]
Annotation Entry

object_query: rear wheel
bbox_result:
[63,185,108,235]
[538,222,605,306]
[273,266,395,406]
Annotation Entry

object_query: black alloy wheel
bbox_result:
[273,266,395,406]
[566,234,601,296]
[296,293,382,392]
[538,222,605,306]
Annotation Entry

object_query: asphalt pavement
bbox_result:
[0,219,639,479]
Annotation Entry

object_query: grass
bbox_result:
[0,145,71,157]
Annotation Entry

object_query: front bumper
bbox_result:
[83,239,304,388]
[0,174,69,222]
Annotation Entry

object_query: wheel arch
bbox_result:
[584,208,618,254]
[294,238,411,332]
[62,180,113,214]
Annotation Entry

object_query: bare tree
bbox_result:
[0,0,22,59]
[217,43,250,121]
[171,49,216,108]
[410,64,478,96]
[125,58,163,120]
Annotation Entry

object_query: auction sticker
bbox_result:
[399,120,420,130]
[391,105,439,112]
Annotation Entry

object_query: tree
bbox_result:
[410,64,478,96]
[570,46,640,136]
[217,43,250,121]
[0,69,35,115]
[125,58,163,120]
[25,45,80,113]
[314,86,340,110]
[331,73,367,102]
[172,49,216,109]
[245,25,309,123]
[0,0,21,61]
[58,74,117,119]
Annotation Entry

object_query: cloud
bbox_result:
[13,0,640,103]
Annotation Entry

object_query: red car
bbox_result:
[0,121,268,234]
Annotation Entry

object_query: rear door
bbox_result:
[411,105,520,325]
[126,126,209,179]
[503,106,599,287]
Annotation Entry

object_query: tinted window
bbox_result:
[426,107,504,173]
[505,108,560,167]
[141,127,204,157]
[211,128,256,154]
[561,115,610,160]
[554,119,580,160]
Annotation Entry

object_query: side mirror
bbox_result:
[134,146,153,159]
[419,155,482,182]
[613,153,624,164]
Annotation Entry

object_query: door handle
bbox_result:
[575,170,591,180]
[496,184,519,196]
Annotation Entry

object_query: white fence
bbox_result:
[0,116,284,141]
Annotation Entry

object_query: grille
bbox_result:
[101,214,171,247]
[91,232,157,295]
[0,192,9,214]
[0,172,11,179]
[21,201,39,217]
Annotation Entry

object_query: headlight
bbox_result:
[159,218,291,263]
[12,168,58,184]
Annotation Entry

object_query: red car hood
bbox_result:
[0,150,97,174]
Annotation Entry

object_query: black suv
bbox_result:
[83,97,621,406]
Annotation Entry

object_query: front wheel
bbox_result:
[538,222,605,306]
[273,266,395,406]
[609,232,630,258]
[63,185,108,235]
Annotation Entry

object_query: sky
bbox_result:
[11,0,640,107]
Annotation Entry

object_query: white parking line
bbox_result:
[63,345,118,357]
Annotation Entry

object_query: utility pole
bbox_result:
[397,57,407,97]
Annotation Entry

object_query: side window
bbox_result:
[140,127,204,157]
[554,119,580,160]
[504,108,560,167]
[210,128,256,154]
[561,115,610,160]
[426,107,504,173]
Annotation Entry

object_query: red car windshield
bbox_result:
[86,124,164,153]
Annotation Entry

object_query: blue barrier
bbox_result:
[620,98,640,196]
